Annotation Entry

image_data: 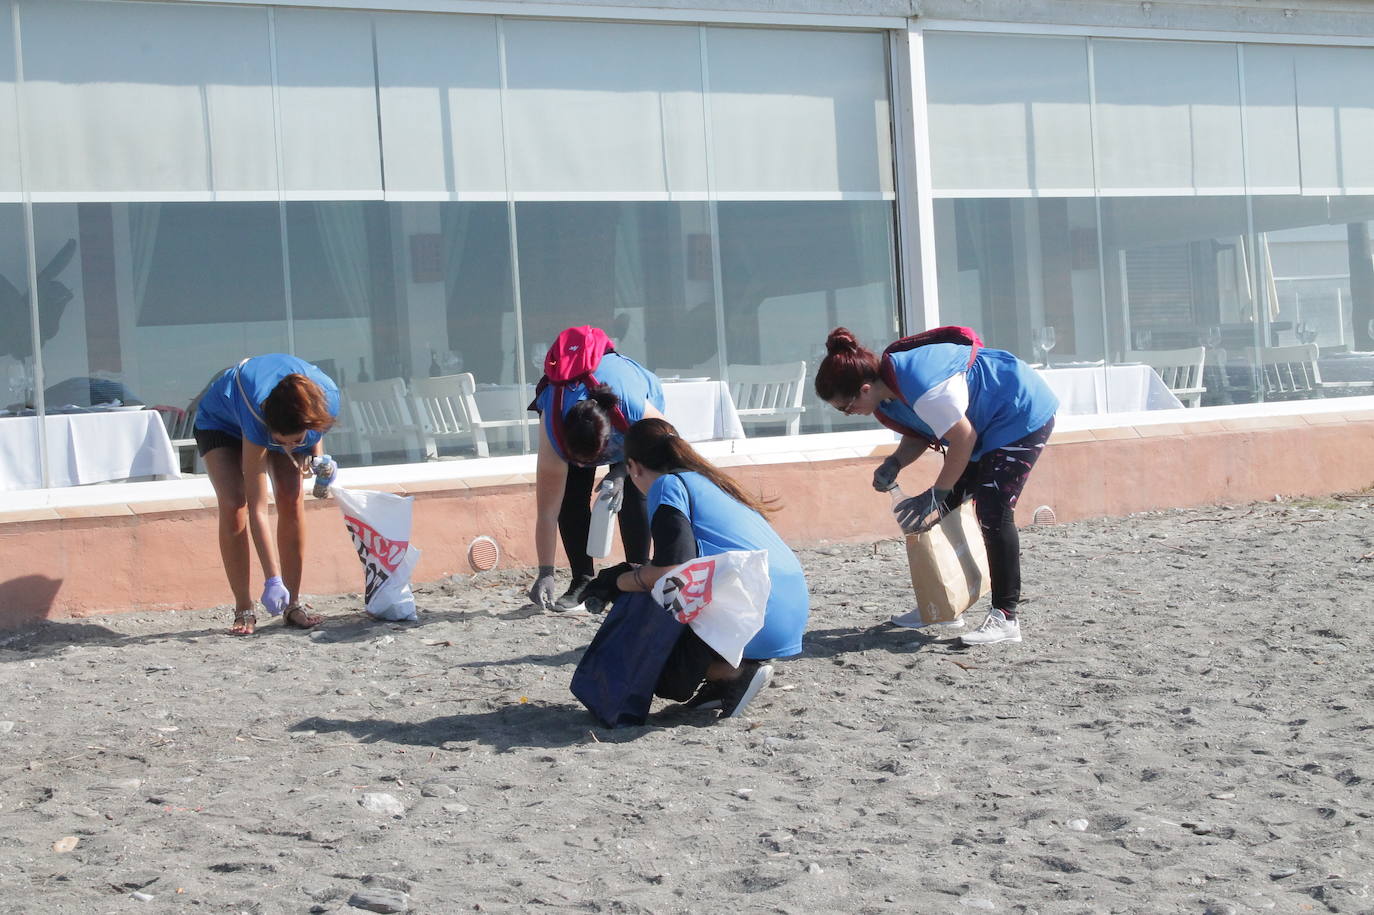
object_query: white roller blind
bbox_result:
[1293,45,1374,195]
[501,19,706,198]
[375,12,506,199]
[272,9,381,199]
[0,9,18,197]
[925,33,1092,196]
[1242,44,1302,195]
[1093,39,1244,195]
[705,27,892,199]
[17,0,276,198]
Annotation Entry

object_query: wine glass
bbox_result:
[1295,320,1318,345]
[1203,325,1223,349]
[1132,328,1153,351]
[1034,326,1057,365]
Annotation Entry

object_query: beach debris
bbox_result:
[1202,904,1237,915]
[1268,867,1298,880]
[52,836,79,853]
[347,889,410,913]
[130,892,154,902]
[1066,819,1089,831]
[0,721,15,735]
[359,792,405,817]
[805,862,823,875]
[420,783,456,798]
[441,803,469,815]
[949,660,979,672]
[735,788,754,799]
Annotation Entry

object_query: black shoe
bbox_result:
[553,575,594,612]
[683,679,729,711]
[719,662,774,718]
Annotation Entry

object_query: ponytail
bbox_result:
[625,418,778,516]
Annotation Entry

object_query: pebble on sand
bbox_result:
[360,793,406,817]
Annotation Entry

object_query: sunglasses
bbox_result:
[838,394,861,415]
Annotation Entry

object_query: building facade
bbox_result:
[3,0,1374,488]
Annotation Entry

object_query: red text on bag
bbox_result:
[342,514,409,573]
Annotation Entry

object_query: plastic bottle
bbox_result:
[311,454,337,499]
[357,357,370,383]
[586,477,623,558]
[888,484,909,532]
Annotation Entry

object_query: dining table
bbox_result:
[0,407,181,491]
[1036,363,1183,414]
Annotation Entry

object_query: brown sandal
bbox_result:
[230,606,257,636]
[283,603,323,629]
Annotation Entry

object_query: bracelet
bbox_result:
[633,565,650,591]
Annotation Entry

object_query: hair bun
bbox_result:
[825,327,859,356]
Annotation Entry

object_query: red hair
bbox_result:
[261,374,334,435]
[813,327,881,402]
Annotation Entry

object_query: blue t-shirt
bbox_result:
[878,344,1058,460]
[533,352,665,465]
[194,354,340,454]
[648,471,809,660]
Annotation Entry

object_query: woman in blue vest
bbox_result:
[814,327,1058,646]
[528,332,667,612]
[194,354,340,635]
[583,417,810,718]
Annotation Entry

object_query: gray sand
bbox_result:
[1,495,1372,914]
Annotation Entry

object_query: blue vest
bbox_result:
[195,354,340,454]
[878,344,1057,460]
[648,471,809,660]
[534,352,665,465]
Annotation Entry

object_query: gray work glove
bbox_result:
[872,455,903,493]
[894,487,951,534]
[597,466,627,513]
[528,566,557,610]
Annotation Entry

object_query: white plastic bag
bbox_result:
[651,550,770,667]
[332,486,421,622]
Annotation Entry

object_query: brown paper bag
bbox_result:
[904,502,990,623]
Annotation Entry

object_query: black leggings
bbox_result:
[560,462,650,580]
[941,418,1054,618]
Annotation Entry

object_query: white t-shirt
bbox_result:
[912,372,969,439]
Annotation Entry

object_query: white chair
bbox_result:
[1243,344,1325,399]
[344,377,428,463]
[153,396,200,473]
[1127,346,1207,408]
[412,373,539,459]
[727,361,807,436]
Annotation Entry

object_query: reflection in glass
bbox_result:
[718,201,898,433]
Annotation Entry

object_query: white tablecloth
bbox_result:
[661,380,745,442]
[0,409,181,491]
[1038,364,1183,415]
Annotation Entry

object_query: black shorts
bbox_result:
[194,427,241,457]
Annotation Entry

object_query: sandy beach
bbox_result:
[1,493,1372,914]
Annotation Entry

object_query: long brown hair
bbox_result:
[813,326,881,402]
[564,383,620,464]
[625,418,778,516]
[261,373,334,435]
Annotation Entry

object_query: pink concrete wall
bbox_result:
[2,413,1372,627]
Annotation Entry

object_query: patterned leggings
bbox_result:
[941,418,1054,618]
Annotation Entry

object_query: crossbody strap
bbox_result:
[234,358,287,453]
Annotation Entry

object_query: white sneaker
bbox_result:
[959,607,1021,645]
[889,609,966,631]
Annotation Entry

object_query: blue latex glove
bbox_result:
[894,487,952,534]
[260,576,290,616]
[310,454,338,499]
[872,455,902,493]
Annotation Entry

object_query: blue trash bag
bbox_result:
[570,590,686,728]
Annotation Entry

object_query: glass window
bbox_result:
[272,9,382,198]
[18,0,276,197]
[502,20,707,197]
[374,12,506,198]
